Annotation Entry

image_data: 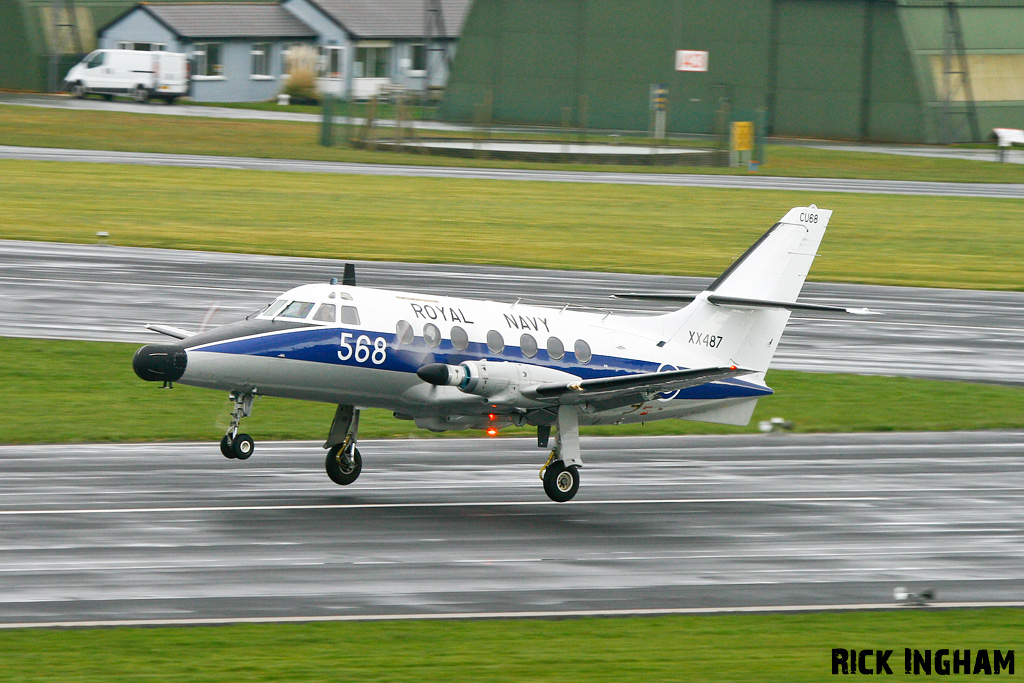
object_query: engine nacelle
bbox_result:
[417,361,579,403]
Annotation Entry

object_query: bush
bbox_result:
[282,45,321,104]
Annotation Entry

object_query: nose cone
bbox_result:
[133,344,187,382]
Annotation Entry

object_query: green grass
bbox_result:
[3,160,1024,290]
[2,103,1024,182]
[190,97,439,120]
[2,338,1021,444]
[0,609,1020,682]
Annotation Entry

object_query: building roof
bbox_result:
[139,2,318,39]
[303,0,473,39]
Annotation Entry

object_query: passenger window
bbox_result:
[451,325,469,351]
[487,330,505,354]
[574,339,592,364]
[396,320,414,345]
[87,52,105,68]
[546,336,565,360]
[313,304,336,323]
[340,305,360,325]
[279,301,315,319]
[520,333,538,358]
[423,323,441,347]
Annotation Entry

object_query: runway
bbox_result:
[3,144,1023,198]
[3,240,1024,385]
[1,432,1022,626]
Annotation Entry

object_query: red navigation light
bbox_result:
[486,427,499,437]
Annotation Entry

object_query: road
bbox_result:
[3,144,1022,198]
[3,240,1023,385]
[1,431,1021,627]
[5,93,1024,165]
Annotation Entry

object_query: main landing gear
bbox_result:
[215,395,363,487]
[220,391,255,460]
[323,405,362,486]
[538,405,583,503]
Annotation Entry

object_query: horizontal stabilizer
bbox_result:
[611,292,698,303]
[612,293,876,316]
[706,295,878,316]
[146,323,196,340]
[524,365,754,401]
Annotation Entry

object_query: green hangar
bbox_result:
[439,0,1024,142]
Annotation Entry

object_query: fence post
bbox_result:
[320,95,336,147]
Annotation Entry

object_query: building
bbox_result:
[282,0,470,99]
[99,3,317,102]
[440,0,1024,143]
[1,0,471,101]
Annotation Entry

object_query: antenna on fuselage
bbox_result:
[343,263,356,286]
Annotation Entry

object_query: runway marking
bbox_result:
[0,496,884,516]
[4,601,1024,630]
[0,275,274,295]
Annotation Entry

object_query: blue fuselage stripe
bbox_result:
[190,327,771,400]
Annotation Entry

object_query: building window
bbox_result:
[117,42,165,51]
[319,46,343,79]
[410,43,426,72]
[355,46,390,78]
[194,43,223,77]
[282,43,318,75]
[251,43,271,77]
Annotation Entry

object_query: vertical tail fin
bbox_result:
[708,205,830,301]
[662,205,831,374]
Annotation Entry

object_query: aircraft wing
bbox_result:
[146,323,196,340]
[524,365,754,401]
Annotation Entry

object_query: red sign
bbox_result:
[675,50,709,72]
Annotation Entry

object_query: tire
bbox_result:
[543,461,580,502]
[166,96,178,105]
[326,445,362,485]
[70,82,87,99]
[232,433,255,460]
[132,86,150,103]
[220,435,236,459]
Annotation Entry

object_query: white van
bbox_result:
[64,49,190,104]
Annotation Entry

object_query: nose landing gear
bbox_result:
[220,391,255,460]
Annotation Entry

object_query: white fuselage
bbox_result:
[176,283,770,432]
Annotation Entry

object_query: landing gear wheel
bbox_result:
[232,433,254,460]
[220,435,236,459]
[326,445,362,485]
[543,461,580,503]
